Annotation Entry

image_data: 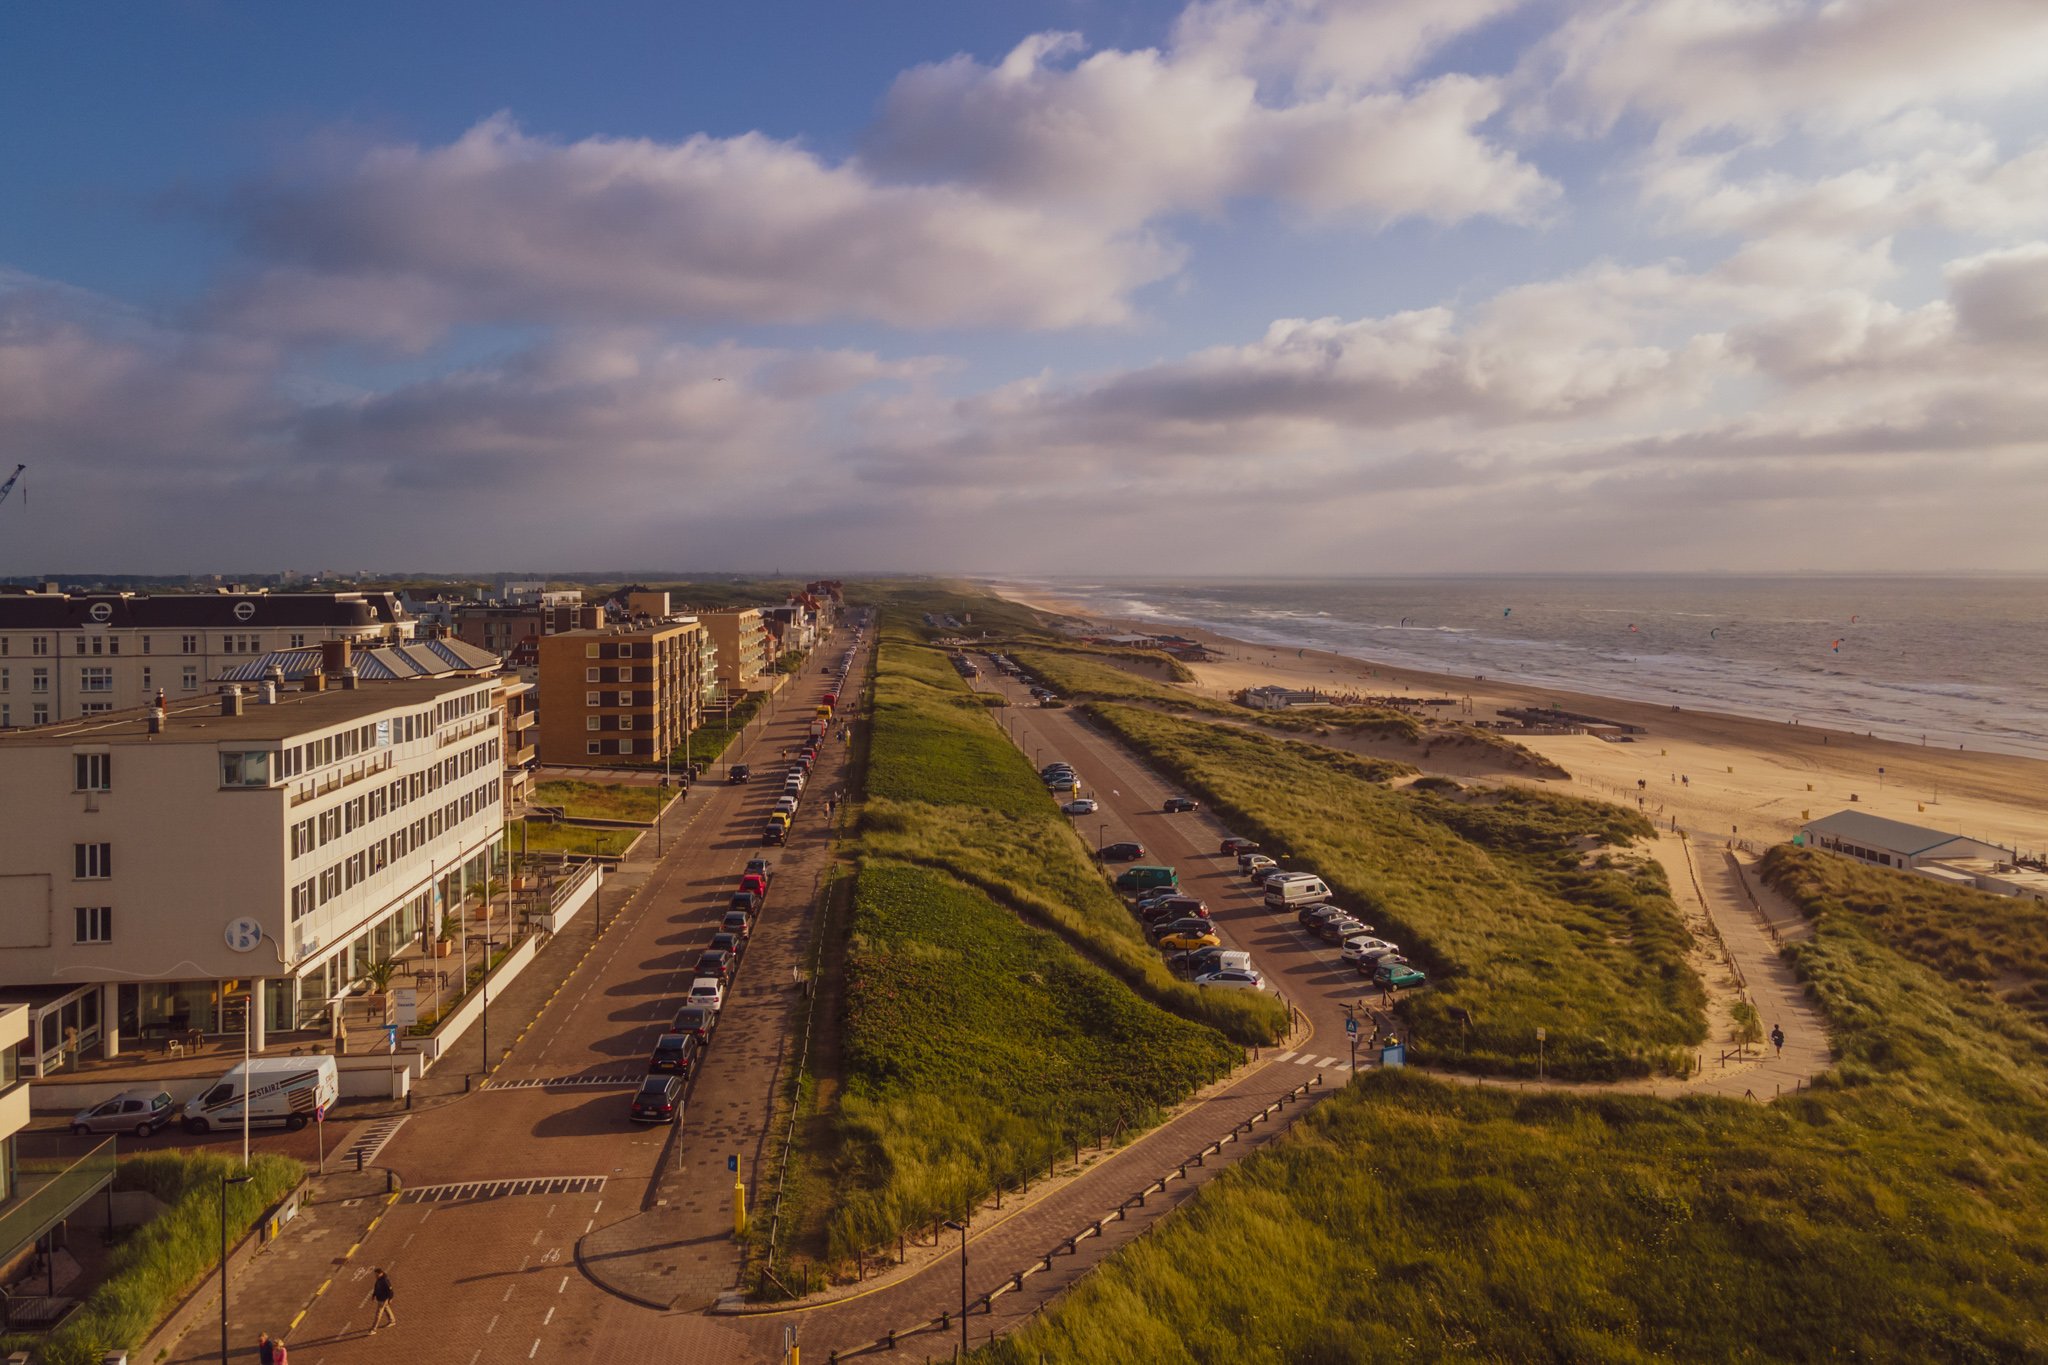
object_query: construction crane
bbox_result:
[0,464,22,508]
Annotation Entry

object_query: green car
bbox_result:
[1374,962,1426,990]
[1114,865,1178,894]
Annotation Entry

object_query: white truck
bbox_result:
[1264,875,1332,909]
[182,1055,339,1134]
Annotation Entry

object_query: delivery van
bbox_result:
[1264,876,1331,909]
[183,1055,339,1134]
[1114,865,1179,894]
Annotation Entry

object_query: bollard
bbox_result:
[355,1149,364,1173]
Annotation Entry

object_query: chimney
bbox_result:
[147,709,166,735]
[340,668,361,691]
[304,671,326,693]
[320,639,352,674]
[219,685,244,717]
[259,680,278,705]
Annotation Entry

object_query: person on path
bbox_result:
[257,1332,276,1365]
[1771,1024,1785,1057]
[371,1268,397,1331]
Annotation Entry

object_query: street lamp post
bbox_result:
[944,1218,969,1357]
[218,1171,253,1365]
[1099,822,1107,853]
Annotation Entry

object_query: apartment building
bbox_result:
[535,621,706,766]
[698,608,772,693]
[0,590,413,726]
[0,676,503,1068]
[447,600,602,655]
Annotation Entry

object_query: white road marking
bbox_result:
[543,1306,556,1325]
[529,1339,542,1358]
[558,1275,570,1294]
[1318,1057,1339,1068]
[487,1314,499,1334]
[1295,1054,1317,1066]
[1275,1050,1296,1061]
[504,1286,515,1301]
[584,1218,594,1234]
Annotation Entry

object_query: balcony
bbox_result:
[0,1132,116,1269]
[289,750,394,807]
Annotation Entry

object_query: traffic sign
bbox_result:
[727,1153,739,1173]
[1344,1017,1358,1036]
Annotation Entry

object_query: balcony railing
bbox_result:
[289,750,394,807]
[0,1132,115,1266]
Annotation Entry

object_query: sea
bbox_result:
[993,576,2048,762]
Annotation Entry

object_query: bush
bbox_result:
[1087,702,1705,1078]
[20,1152,302,1365]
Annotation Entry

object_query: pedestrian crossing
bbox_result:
[400,1175,608,1204]
[484,1072,641,1090]
[338,1114,409,1167]
[1272,1049,1350,1070]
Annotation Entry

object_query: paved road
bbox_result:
[257,630,869,1365]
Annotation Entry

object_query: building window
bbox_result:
[181,667,198,691]
[181,635,197,654]
[586,715,600,730]
[32,704,48,725]
[586,643,600,658]
[31,668,48,694]
[220,751,273,787]
[1,668,9,691]
[74,907,112,944]
[290,634,306,648]
[81,703,111,715]
[142,635,152,654]
[80,666,113,693]
[74,637,86,655]
[141,666,152,692]
[585,668,599,683]
[587,740,600,755]
[291,881,315,919]
[74,752,111,791]
[586,691,599,705]
[74,843,112,879]
[31,636,48,655]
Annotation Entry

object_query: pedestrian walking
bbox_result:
[1770,1024,1785,1056]
[257,1332,277,1365]
[370,1268,397,1331]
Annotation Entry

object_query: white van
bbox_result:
[182,1055,339,1134]
[1211,950,1254,974]
[1264,876,1331,909]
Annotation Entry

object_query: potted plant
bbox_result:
[360,959,397,1015]
[434,913,459,959]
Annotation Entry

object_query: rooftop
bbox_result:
[0,676,487,748]
[0,589,407,630]
[216,638,500,683]
[1802,810,1983,855]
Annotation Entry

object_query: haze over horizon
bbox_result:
[4,0,2047,577]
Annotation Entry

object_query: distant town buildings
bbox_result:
[1801,810,2047,901]
[698,608,773,694]
[0,589,414,726]
[0,676,504,1071]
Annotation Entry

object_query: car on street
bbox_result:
[1220,837,1260,856]
[722,910,753,939]
[687,977,725,1012]
[1315,917,1369,943]
[1189,947,1254,976]
[1139,897,1209,923]
[1163,796,1200,812]
[1193,968,1266,990]
[1254,867,1304,888]
[738,873,768,899]
[731,891,761,916]
[1340,936,1398,965]
[774,796,799,816]
[709,931,744,960]
[1159,928,1222,951]
[744,858,775,883]
[761,821,788,846]
[630,1073,684,1124]
[729,764,751,784]
[1114,865,1179,894]
[1353,945,1404,972]
[671,1005,716,1040]
[1148,916,1213,942]
[1299,903,1349,930]
[695,949,734,981]
[1374,961,1427,990]
[70,1088,174,1138]
[1099,841,1147,862]
[647,1032,701,1077]
[1063,798,1100,815]
[1239,853,1277,877]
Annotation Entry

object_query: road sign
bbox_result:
[315,1104,327,1122]
[727,1153,739,1173]
[394,986,419,1028]
[1345,1017,1358,1036]
[1536,1027,1546,1041]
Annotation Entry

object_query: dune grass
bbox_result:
[509,819,639,858]
[528,778,665,822]
[985,847,2048,1364]
[827,861,1241,1261]
[14,1152,303,1365]
[1088,702,1705,1079]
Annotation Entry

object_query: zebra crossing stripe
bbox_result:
[1294,1054,1317,1066]
[1318,1057,1340,1068]
[1274,1050,1297,1062]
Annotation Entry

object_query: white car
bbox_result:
[1063,798,1100,815]
[774,796,799,815]
[687,977,725,1012]
[1193,969,1266,990]
[1341,936,1399,965]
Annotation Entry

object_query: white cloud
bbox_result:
[217,114,1181,345]
[1946,242,2048,348]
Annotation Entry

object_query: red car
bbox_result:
[738,873,768,899]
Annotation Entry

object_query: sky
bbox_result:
[3,0,2047,577]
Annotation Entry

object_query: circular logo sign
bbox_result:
[87,602,112,623]
[224,917,264,953]
[233,601,256,622]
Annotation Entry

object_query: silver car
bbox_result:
[71,1088,174,1138]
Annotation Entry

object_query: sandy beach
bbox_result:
[996,586,2048,860]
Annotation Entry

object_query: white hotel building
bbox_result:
[0,674,502,1074]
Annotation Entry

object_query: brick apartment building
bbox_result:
[535,621,708,766]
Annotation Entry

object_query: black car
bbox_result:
[1099,841,1147,862]
[730,764,751,784]
[1148,916,1212,943]
[695,949,733,981]
[630,1073,684,1123]
[647,1032,700,1077]
[762,822,787,846]
[709,931,743,958]
[671,1005,716,1040]
[721,910,753,939]
[1163,796,1200,813]
[744,858,775,883]
[731,891,761,916]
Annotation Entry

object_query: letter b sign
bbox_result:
[224,917,264,953]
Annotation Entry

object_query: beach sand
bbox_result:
[996,587,2048,859]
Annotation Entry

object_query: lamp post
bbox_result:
[944,1218,968,1357]
[481,861,493,1075]
[1099,822,1108,853]
[216,1170,251,1358]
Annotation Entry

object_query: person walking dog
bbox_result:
[371,1268,397,1331]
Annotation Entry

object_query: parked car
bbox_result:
[630,1073,684,1124]
[761,821,788,846]
[1063,798,1100,815]
[745,858,775,883]
[1163,796,1200,813]
[1139,897,1209,923]
[729,764,752,784]
[1315,917,1369,944]
[1264,876,1332,909]
[1220,837,1260,856]
[1159,928,1222,952]
[1299,903,1348,929]
[1190,948,1255,976]
[671,1005,716,1040]
[647,1032,701,1077]
[1193,968,1266,990]
[1133,886,1187,909]
[1240,853,1277,877]
[1254,867,1304,889]
[70,1088,173,1138]
[774,796,800,816]
[709,931,744,959]
[1115,866,1179,894]
[1354,945,1404,973]
[1099,841,1147,862]
[727,892,759,919]
[722,910,754,939]
[1148,916,1213,942]
[1340,936,1397,965]
[687,977,726,1012]
[1374,961,1427,990]
[695,949,734,982]
[738,872,768,899]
